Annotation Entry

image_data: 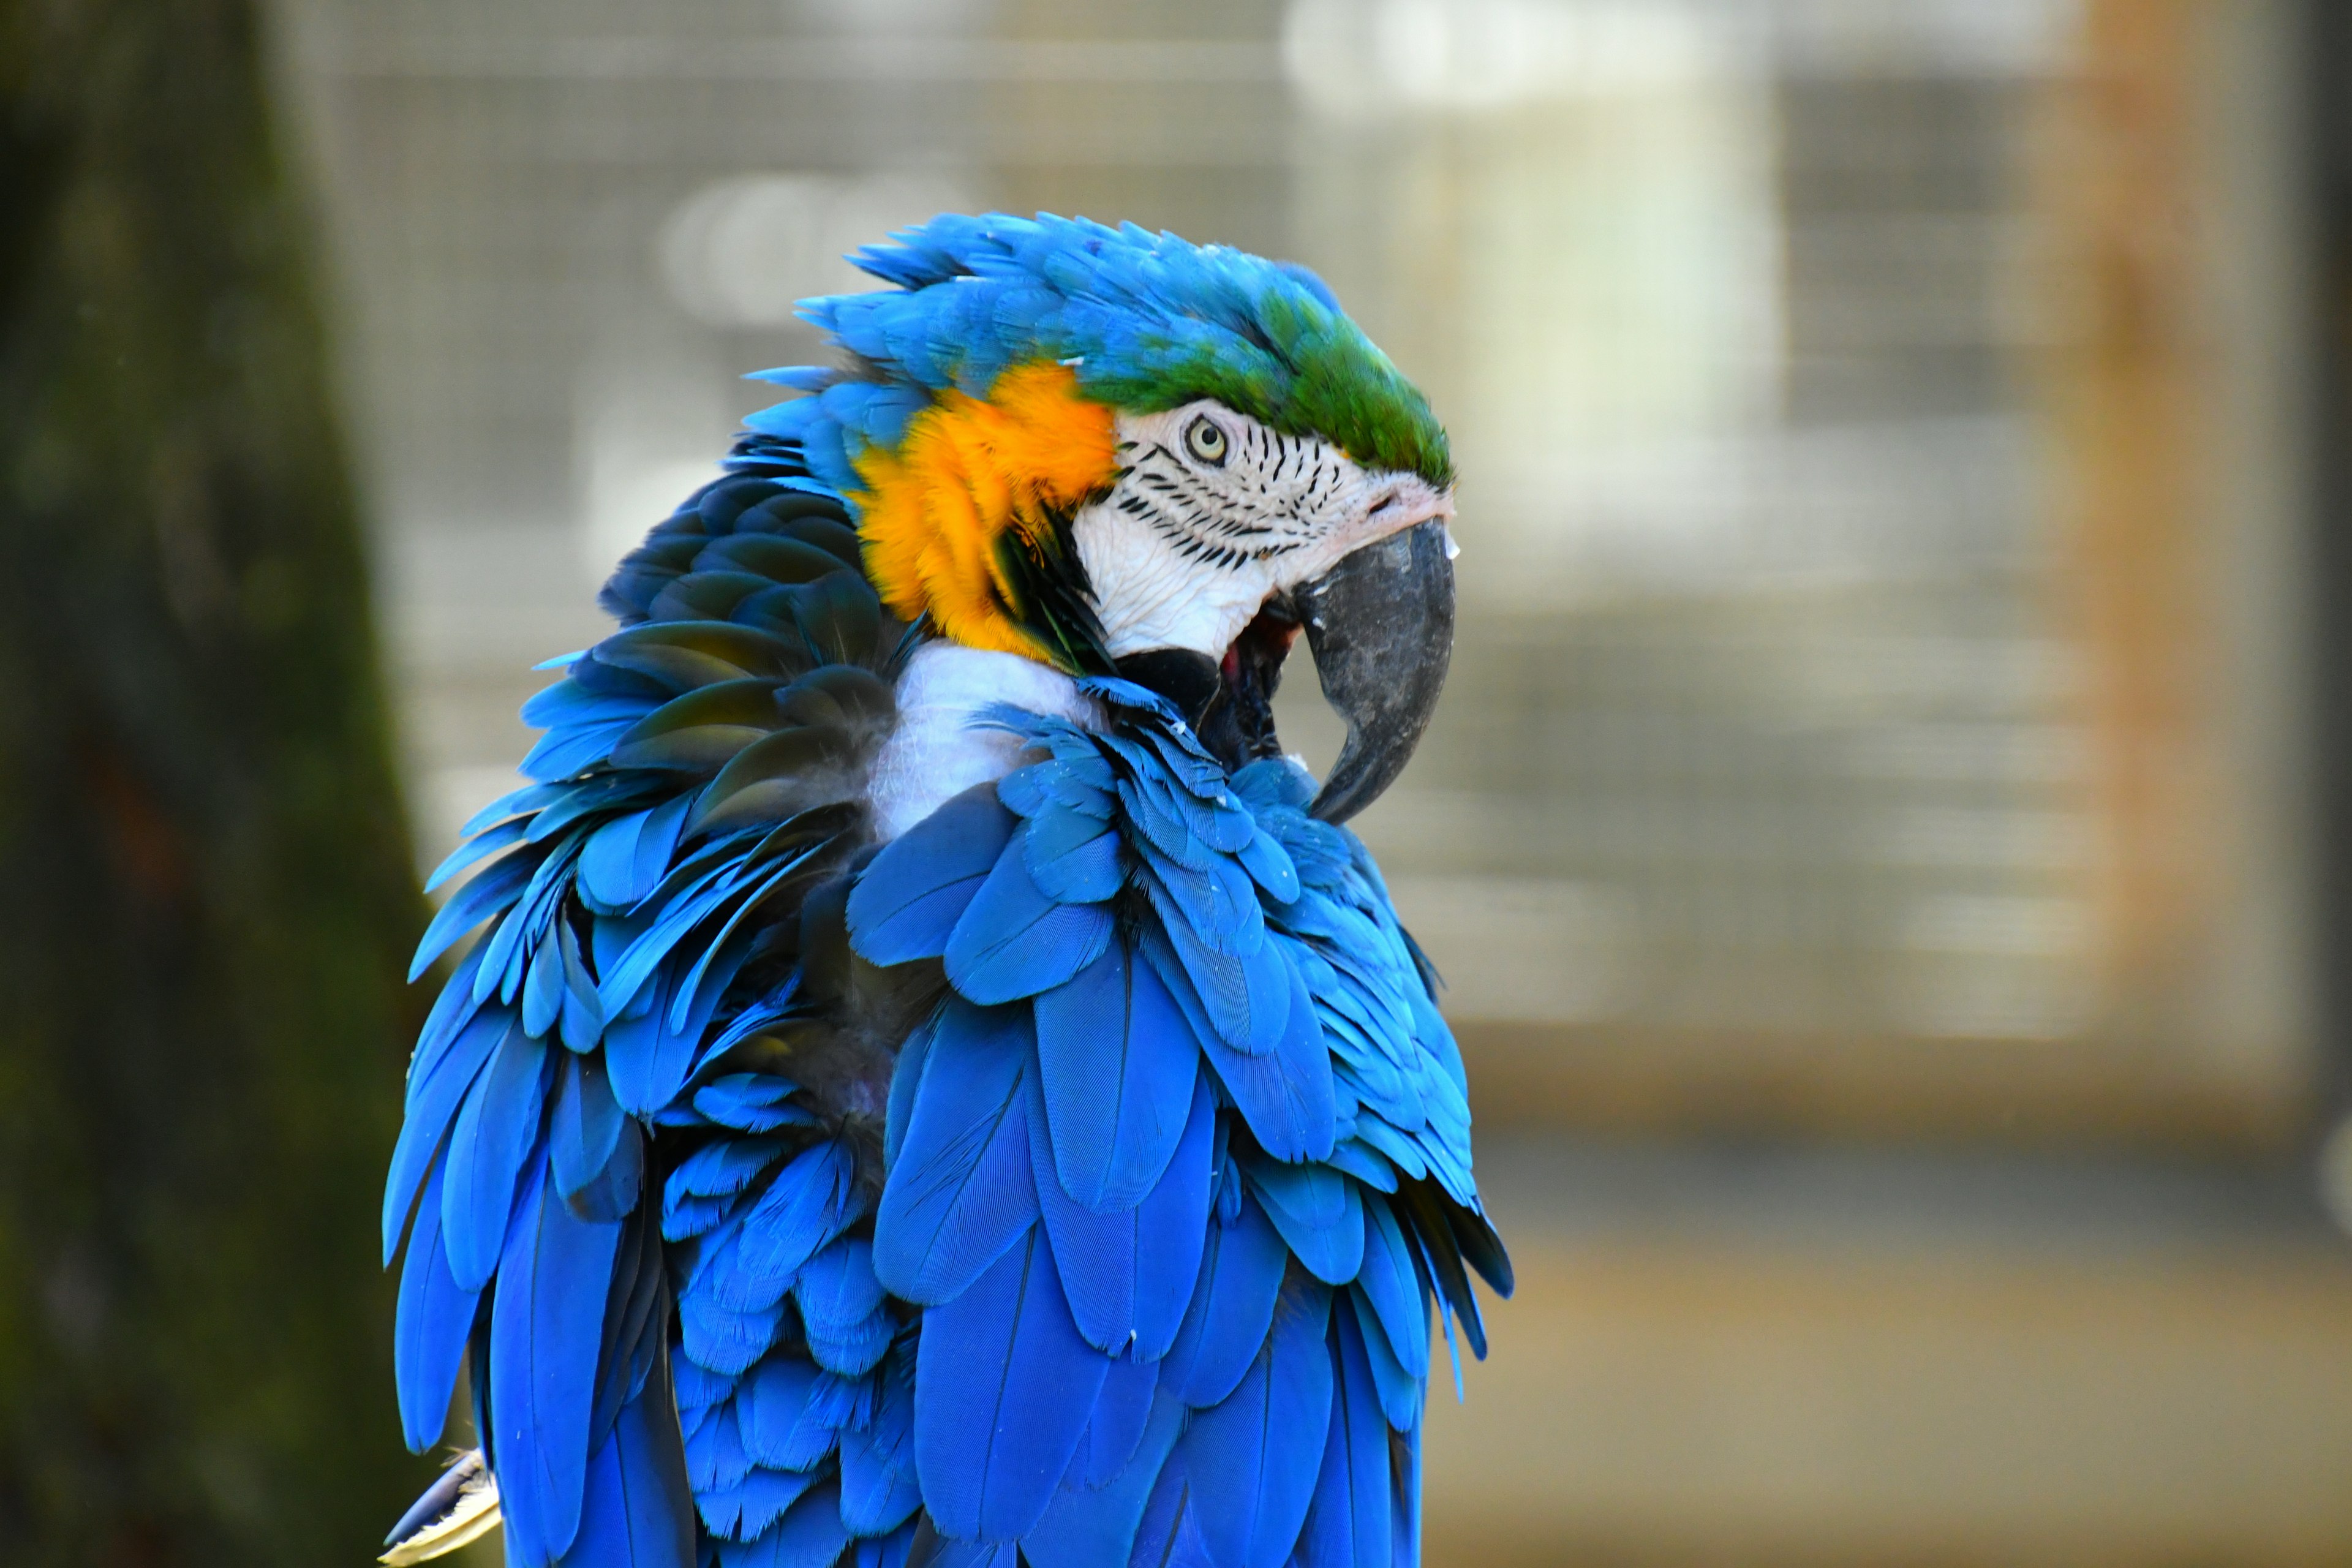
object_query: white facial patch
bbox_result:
[1071,401,1452,660]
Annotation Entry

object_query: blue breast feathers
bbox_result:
[845,679,1510,1568]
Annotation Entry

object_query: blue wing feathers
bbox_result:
[942,846,1114,1005]
[393,1155,481,1452]
[440,1020,551,1291]
[559,1351,698,1568]
[1159,1193,1290,1410]
[1125,1079,1219,1360]
[872,1000,1040,1304]
[383,1001,504,1266]
[552,1051,630,1207]
[1023,1390,1186,1568]
[1249,1161,1365,1290]
[913,1227,1113,1540]
[845,783,1015,963]
[1032,936,1202,1215]
[492,1159,625,1562]
[1177,1273,1334,1568]
[1299,1304,1392,1568]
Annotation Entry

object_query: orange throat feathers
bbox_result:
[851,362,1120,664]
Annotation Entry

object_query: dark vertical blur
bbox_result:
[0,0,431,1559]
[2309,1,2352,1121]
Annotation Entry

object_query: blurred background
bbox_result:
[6,0,2352,1562]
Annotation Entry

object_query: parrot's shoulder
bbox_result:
[388,440,940,1562]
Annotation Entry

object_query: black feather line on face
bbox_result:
[993,497,1117,676]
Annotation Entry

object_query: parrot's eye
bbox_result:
[1183,415,1229,467]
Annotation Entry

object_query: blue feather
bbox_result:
[914,1227,1114,1540]
[1237,827,1300,905]
[411,848,537,981]
[557,1352,697,1568]
[1159,1193,1290,1409]
[1354,1200,1429,1382]
[1000,750,1117,820]
[425,815,531,895]
[1191,955,1336,1164]
[1020,807,1124,903]
[723,1476,851,1568]
[883,1006,935,1167]
[679,1291,788,1379]
[1177,1275,1334,1568]
[459,779,568,839]
[1346,1286,1423,1434]
[1074,1349,1161,1488]
[1346,1115,1428,1188]
[551,1051,629,1208]
[1389,1421,1422,1568]
[1030,1072,1216,1357]
[741,1354,835,1471]
[1139,848,1265,960]
[594,842,761,1019]
[872,999,1040,1304]
[556,922,603,1050]
[846,782,1017,964]
[383,1005,506,1266]
[490,1159,625,1562]
[590,1207,666,1444]
[441,1021,552,1291]
[693,1072,816,1134]
[1123,1455,1219,1568]
[709,1465,822,1543]
[1032,936,1202,1213]
[665,1139,786,1224]
[853,1523,921,1568]
[1299,1304,1391,1568]
[408,938,492,1077]
[805,1311,895,1377]
[1137,892,1288,1055]
[1324,1136,1399,1196]
[1024,1390,1186,1568]
[685,1396,753,1494]
[921,1538,1020,1568]
[475,833,587,1006]
[796,1234,886,1332]
[1248,1161,1365,1289]
[579,805,658,912]
[839,1349,922,1534]
[943,842,1115,1005]
[521,716,646,784]
[1129,1080,1219,1359]
[393,1156,481,1452]
[725,1137,861,1309]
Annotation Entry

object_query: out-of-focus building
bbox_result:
[268,0,2352,1561]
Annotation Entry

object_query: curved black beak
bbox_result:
[1297,518,1455,823]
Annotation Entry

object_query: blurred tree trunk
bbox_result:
[0,0,434,1561]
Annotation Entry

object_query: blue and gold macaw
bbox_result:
[380,213,1510,1568]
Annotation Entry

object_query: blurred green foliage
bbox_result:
[0,0,438,1559]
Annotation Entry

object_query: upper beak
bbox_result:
[1295,518,1456,823]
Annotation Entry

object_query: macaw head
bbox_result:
[748,212,1457,823]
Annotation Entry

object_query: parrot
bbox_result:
[379,211,1512,1568]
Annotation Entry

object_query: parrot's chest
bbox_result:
[864,641,1103,841]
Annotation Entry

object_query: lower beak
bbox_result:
[1295,518,1456,824]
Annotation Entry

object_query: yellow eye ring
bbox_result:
[1183,415,1229,467]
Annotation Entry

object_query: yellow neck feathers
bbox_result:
[851,362,1118,663]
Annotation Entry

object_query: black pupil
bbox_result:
[1191,420,1223,459]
